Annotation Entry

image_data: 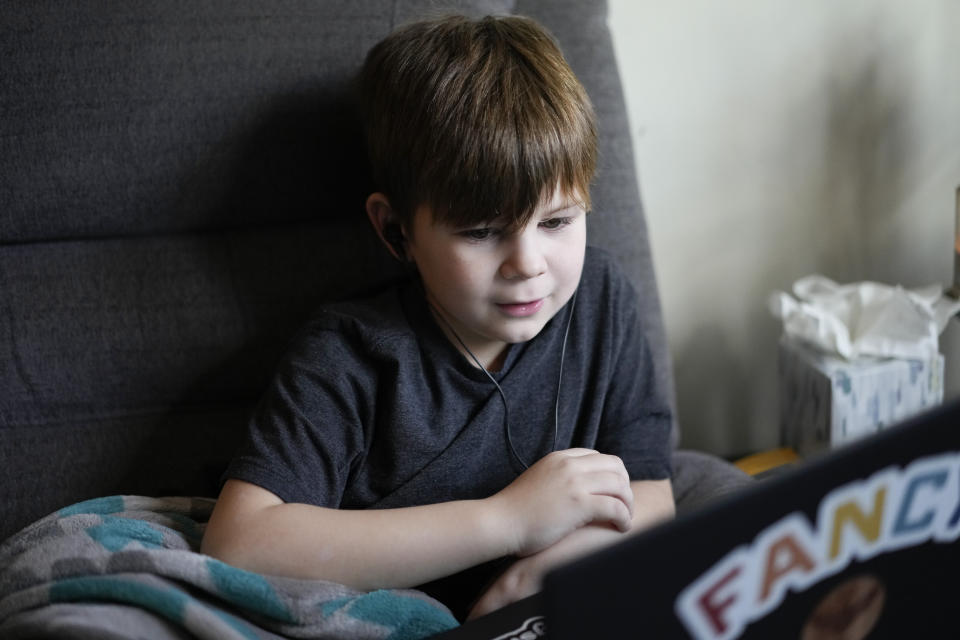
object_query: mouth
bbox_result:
[496,298,545,317]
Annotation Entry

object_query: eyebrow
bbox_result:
[452,202,582,231]
[543,202,581,216]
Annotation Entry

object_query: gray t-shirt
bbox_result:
[224,246,672,616]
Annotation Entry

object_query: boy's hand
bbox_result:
[470,478,675,619]
[488,449,633,557]
[467,524,625,620]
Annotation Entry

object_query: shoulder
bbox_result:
[570,247,651,367]
[579,246,640,314]
[582,246,634,287]
[283,283,418,370]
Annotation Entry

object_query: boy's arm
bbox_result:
[467,478,674,619]
[201,449,634,591]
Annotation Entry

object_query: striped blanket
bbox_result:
[0,495,458,639]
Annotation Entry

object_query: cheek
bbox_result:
[421,249,487,299]
[448,260,490,297]
[553,230,586,279]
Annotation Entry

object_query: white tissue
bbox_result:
[769,275,960,360]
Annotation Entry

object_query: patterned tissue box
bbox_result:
[778,336,944,457]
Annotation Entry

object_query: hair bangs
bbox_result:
[422,17,596,231]
[360,15,597,231]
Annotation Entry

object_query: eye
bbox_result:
[459,227,498,241]
[539,216,574,231]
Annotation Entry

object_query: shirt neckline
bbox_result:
[399,279,545,384]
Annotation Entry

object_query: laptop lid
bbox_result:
[544,398,960,639]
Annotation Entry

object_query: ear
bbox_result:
[365,192,407,261]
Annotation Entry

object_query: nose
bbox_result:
[499,231,547,280]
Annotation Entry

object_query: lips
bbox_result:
[496,298,545,317]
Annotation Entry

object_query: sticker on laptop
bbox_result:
[675,451,960,640]
[492,615,545,640]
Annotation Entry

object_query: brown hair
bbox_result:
[359,14,597,231]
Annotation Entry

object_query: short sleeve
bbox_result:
[594,268,673,480]
[223,326,369,507]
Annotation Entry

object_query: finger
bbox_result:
[468,588,504,621]
[591,495,633,532]
[466,598,488,621]
[578,470,634,514]
[559,451,629,476]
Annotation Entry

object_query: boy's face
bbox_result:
[405,186,587,369]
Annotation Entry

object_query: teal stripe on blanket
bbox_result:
[321,595,355,618]
[206,558,296,624]
[346,591,459,640]
[86,516,165,551]
[50,576,189,623]
[59,495,126,517]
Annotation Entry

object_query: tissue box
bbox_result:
[778,337,944,456]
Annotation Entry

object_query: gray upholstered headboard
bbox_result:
[0,0,678,541]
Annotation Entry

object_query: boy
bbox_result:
[202,14,675,621]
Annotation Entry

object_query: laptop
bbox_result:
[432,397,960,639]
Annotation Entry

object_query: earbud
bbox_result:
[384,224,407,260]
[428,283,579,472]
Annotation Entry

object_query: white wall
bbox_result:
[608,0,960,457]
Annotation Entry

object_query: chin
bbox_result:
[497,320,550,344]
